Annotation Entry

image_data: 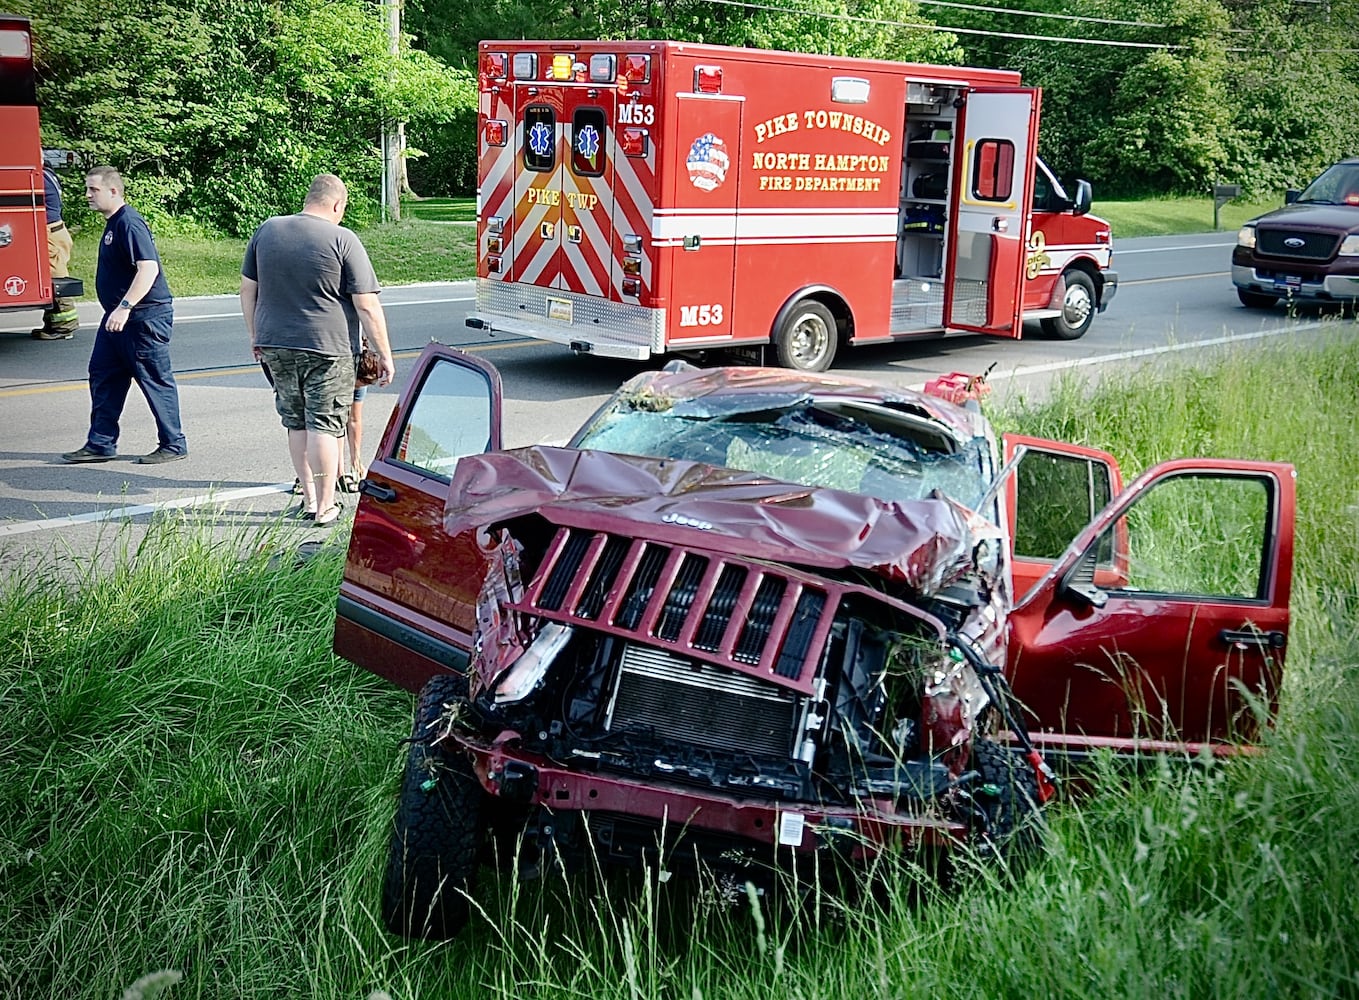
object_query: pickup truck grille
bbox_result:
[517,527,835,690]
[1257,229,1339,260]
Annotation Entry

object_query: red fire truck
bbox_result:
[468,40,1117,371]
[0,15,81,320]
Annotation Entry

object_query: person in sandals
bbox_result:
[241,174,394,525]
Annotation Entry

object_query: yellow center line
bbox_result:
[0,339,544,399]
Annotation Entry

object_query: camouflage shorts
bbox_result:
[258,348,355,436]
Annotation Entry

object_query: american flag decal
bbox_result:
[686,132,729,191]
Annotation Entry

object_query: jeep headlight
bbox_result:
[1236,224,1257,249]
[1338,234,1359,256]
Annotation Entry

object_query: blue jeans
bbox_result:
[84,304,187,456]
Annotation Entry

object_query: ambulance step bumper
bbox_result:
[473,279,665,361]
[467,314,652,360]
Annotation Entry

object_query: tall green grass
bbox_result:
[3,337,1358,997]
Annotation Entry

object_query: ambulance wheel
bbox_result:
[1237,288,1280,309]
[1040,270,1096,340]
[774,300,838,372]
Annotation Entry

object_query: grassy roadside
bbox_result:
[3,336,1357,998]
[61,193,1270,298]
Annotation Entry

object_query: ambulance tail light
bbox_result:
[623,277,641,296]
[694,65,723,94]
[620,128,650,158]
[487,255,502,274]
[487,216,505,235]
[623,234,643,253]
[483,119,508,147]
[480,51,507,86]
[622,257,642,277]
[487,236,503,255]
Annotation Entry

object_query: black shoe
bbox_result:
[62,446,116,463]
[32,327,76,341]
[137,447,188,465]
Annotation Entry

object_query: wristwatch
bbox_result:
[118,298,132,310]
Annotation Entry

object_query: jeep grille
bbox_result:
[1256,229,1339,260]
[518,527,837,691]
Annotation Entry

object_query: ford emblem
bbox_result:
[1283,237,1306,248]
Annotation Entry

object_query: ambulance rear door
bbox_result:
[512,74,618,304]
[945,87,1039,337]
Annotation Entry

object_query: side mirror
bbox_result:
[1285,189,1301,205]
[1072,179,1093,216]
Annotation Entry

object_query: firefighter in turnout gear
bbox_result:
[33,164,80,340]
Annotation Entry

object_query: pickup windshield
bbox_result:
[1296,162,1359,206]
[572,393,992,507]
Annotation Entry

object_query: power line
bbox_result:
[699,0,1359,55]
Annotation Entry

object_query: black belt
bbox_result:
[47,220,66,232]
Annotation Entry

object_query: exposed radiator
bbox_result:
[607,643,797,758]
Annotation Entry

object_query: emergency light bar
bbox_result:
[480,51,507,84]
[589,54,615,83]
[513,53,537,80]
[483,119,507,147]
[622,54,651,85]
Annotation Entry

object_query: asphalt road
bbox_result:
[0,233,1350,563]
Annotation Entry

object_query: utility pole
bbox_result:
[384,0,402,221]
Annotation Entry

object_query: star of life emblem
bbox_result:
[575,124,600,161]
[528,121,554,159]
[686,133,729,191]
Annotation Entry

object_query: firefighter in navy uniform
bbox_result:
[32,164,80,340]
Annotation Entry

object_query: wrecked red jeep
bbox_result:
[334,346,1295,939]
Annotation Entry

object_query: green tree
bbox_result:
[18,0,472,234]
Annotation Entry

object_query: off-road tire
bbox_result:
[1237,287,1280,310]
[970,738,1044,868]
[774,300,838,372]
[1040,269,1097,340]
[380,673,484,939]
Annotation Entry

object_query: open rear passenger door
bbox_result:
[334,345,503,691]
[1006,459,1295,757]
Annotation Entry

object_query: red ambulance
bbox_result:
[468,40,1116,371]
[0,15,81,320]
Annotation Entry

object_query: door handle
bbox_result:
[359,479,398,503]
[1219,627,1286,650]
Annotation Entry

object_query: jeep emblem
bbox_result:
[1283,237,1306,248]
[661,512,714,530]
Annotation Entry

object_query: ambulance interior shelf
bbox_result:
[896,114,955,285]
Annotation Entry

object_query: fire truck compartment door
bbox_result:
[665,94,740,343]
[945,88,1039,338]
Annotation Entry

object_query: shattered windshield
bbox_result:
[573,392,993,508]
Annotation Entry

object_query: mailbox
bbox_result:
[1213,183,1242,230]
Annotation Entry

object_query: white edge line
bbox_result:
[903,321,1329,392]
[0,484,293,537]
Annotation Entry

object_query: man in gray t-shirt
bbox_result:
[241,173,395,525]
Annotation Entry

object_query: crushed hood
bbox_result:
[444,446,991,596]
